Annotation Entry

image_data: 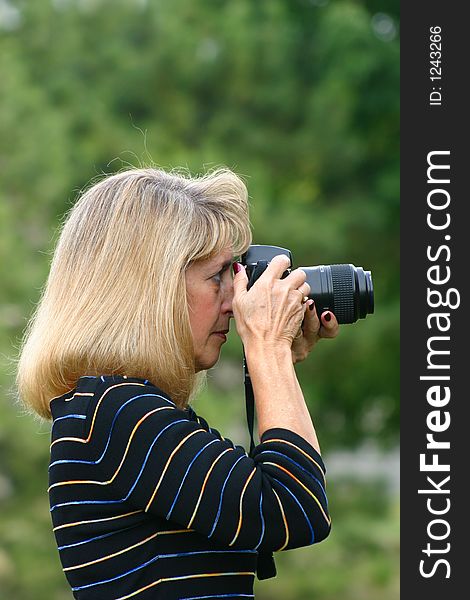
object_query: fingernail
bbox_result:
[308,300,315,311]
[323,311,332,322]
[232,262,241,274]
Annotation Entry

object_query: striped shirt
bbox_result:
[49,375,331,599]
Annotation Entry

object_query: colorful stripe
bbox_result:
[58,523,139,550]
[166,438,219,520]
[51,382,149,447]
[145,428,205,511]
[187,447,233,528]
[50,396,173,468]
[262,438,326,483]
[50,419,190,511]
[52,414,87,424]
[208,455,245,538]
[53,510,143,532]
[114,572,256,600]
[72,550,256,591]
[257,449,328,504]
[272,488,289,551]
[272,477,315,545]
[263,462,331,525]
[64,529,191,571]
[254,491,265,551]
[50,391,94,402]
[48,405,173,488]
[229,467,256,546]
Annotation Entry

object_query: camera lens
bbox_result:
[300,264,374,324]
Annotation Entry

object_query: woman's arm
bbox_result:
[244,341,320,452]
[232,254,338,454]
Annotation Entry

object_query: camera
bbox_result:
[240,245,374,324]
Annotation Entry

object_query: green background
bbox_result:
[0,1,399,598]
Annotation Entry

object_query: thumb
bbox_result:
[232,262,248,296]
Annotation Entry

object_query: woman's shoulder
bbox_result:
[96,374,170,399]
[49,375,174,421]
[85,375,177,414]
[76,374,168,396]
[49,375,221,447]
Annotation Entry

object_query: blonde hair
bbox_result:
[16,167,252,419]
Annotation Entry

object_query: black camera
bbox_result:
[240,245,374,324]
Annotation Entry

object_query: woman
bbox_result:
[17,167,339,599]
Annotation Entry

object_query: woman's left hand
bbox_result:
[291,300,339,364]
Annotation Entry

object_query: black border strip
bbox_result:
[401,3,466,596]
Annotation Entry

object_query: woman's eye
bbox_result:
[212,265,231,285]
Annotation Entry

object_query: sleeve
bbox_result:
[91,382,331,553]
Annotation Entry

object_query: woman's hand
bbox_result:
[232,254,339,362]
[232,254,311,350]
[291,302,339,364]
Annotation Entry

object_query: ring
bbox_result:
[302,296,309,304]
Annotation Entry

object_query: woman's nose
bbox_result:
[222,280,234,314]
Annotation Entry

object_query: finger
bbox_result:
[297,281,311,299]
[232,262,248,297]
[302,300,320,336]
[284,267,307,290]
[319,311,340,338]
[261,254,292,281]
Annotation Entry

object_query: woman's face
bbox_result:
[185,248,235,371]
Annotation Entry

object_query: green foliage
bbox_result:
[1,0,399,597]
[255,480,399,600]
[1,0,399,447]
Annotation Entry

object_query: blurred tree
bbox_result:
[1,1,399,597]
[1,0,398,446]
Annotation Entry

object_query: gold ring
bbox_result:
[302,296,309,304]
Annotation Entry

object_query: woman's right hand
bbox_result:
[232,254,311,350]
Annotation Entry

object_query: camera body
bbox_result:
[240,245,374,324]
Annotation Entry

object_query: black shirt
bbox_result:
[49,375,331,599]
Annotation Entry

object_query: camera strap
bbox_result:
[243,351,277,580]
[243,352,256,456]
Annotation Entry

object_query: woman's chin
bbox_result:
[194,352,222,372]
